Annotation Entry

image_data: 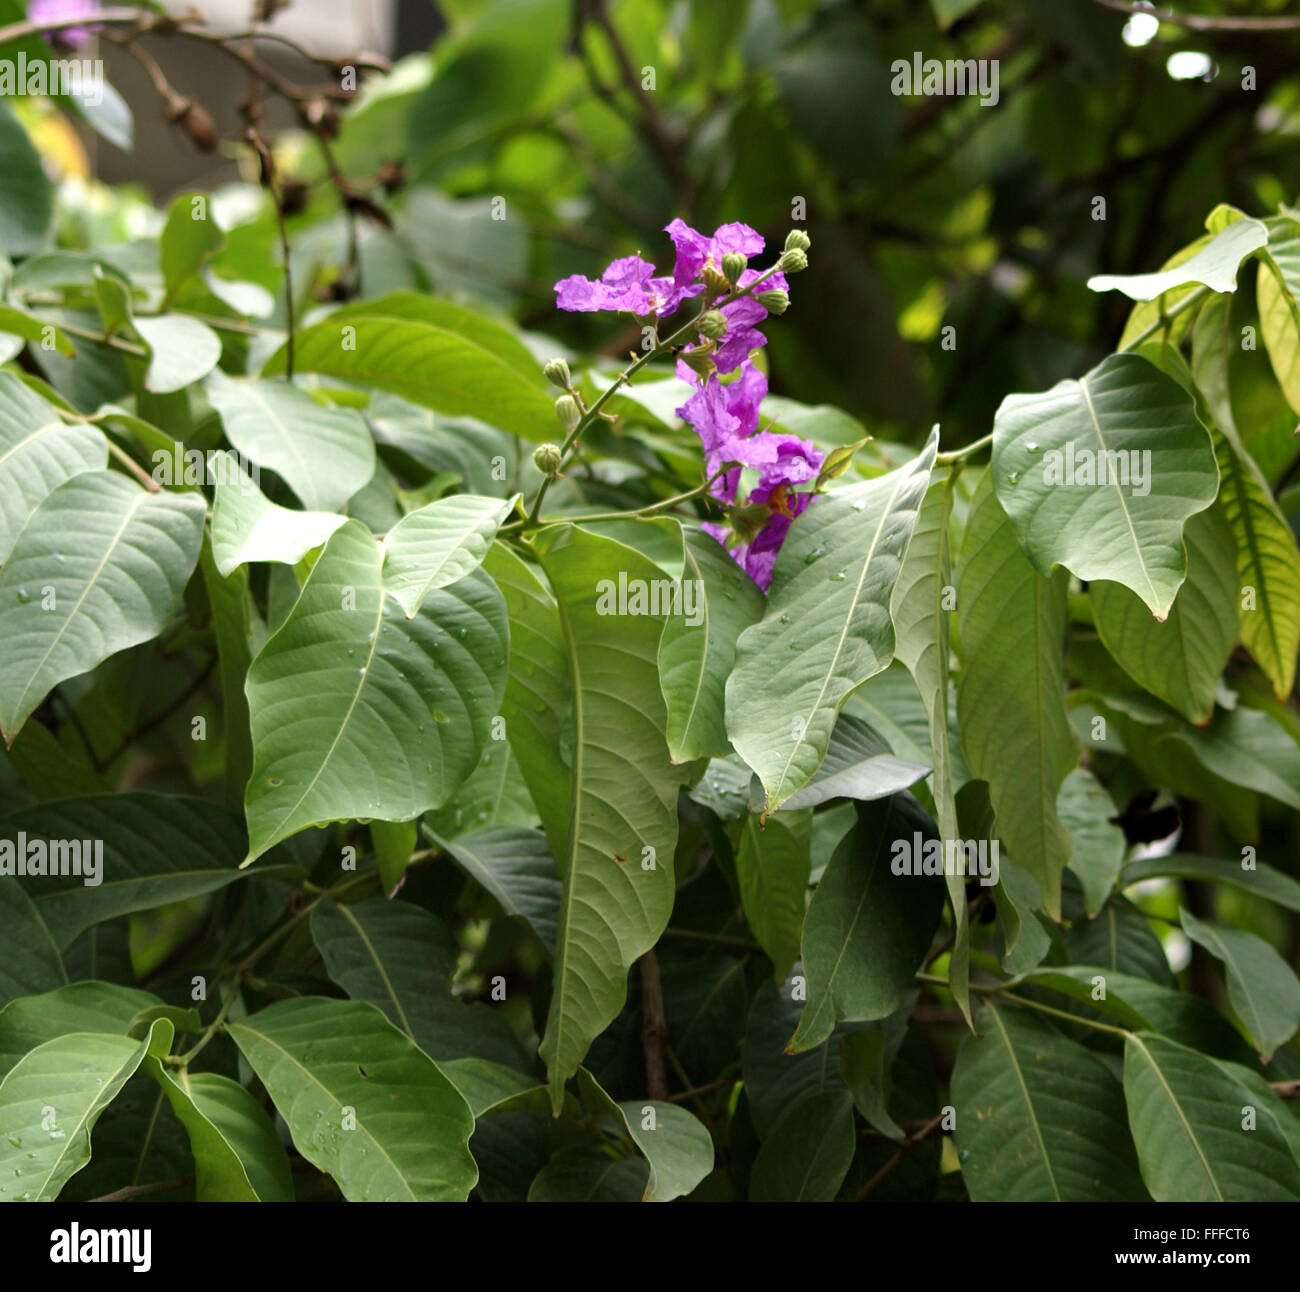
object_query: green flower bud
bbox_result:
[728,499,771,546]
[678,344,716,381]
[533,442,564,476]
[697,310,729,340]
[778,247,808,273]
[554,394,581,432]
[721,251,746,285]
[756,289,789,315]
[543,357,572,390]
[784,229,811,253]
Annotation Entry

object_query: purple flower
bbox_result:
[664,218,765,290]
[555,254,701,317]
[678,363,823,591]
[29,0,99,48]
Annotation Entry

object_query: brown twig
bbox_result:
[855,1113,946,1201]
[638,950,668,1101]
[89,1175,193,1202]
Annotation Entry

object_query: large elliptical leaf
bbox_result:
[956,474,1077,918]
[145,1063,294,1201]
[428,824,561,956]
[778,712,929,810]
[577,1070,713,1202]
[310,895,527,1068]
[789,794,946,1051]
[1123,1031,1300,1201]
[991,352,1218,619]
[206,370,375,512]
[2,793,272,947]
[1180,910,1300,1060]
[1191,296,1300,699]
[1056,766,1126,916]
[530,525,682,1110]
[1090,503,1238,723]
[210,451,346,576]
[0,471,205,742]
[0,982,162,1076]
[951,1004,1147,1201]
[727,430,937,811]
[0,1017,173,1201]
[0,371,105,563]
[260,292,557,442]
[735,810,811,984]
[382,493,516,618]
[0,881,66,1006]
[228,997,477,1201]
[658,525,764,762]
[1086,217,1266,300]
[1257,214,1300,415]
[243,519,507,861]
[482,541,571,860]
[889,469,970,1022]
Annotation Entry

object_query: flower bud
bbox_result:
[756,289,789,315]
[543,357,572,390]
[554,394,581,432]
[533,442,564,476]
[778,248,808,273]
[728,499,771,546]
[697,310,728,340]
[678,343,716,382]
[721,251,746,285]
[701,264,730,296]
[784,229,811,253]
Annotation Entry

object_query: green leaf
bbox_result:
[1066,899,1173,986]
[0,982,161,1077]
[482,541,571,861]
[145,1064,294,1202]
[889,470,970,1022]
[0,471,205,742]
[1123,1031,1300,1201]
[206,371,376,512]
[1087,218,1266,300]
[727,431,937,810]
[309,896,527,1068]
[439,1058,547,1118]
[658,525,765,762]
[530,525,682,1109]
[261,294,557,442]
[778,712,929,810]
[382,493,515,617]
[428,824,561,956]
[577,1070,713,1202]
[527,1146,648,1201]
[1091,503,1237,723]
[0,304,74,355]
[1121,852,1300,915]
[951,1004,1148,1201]
[210,451,347,576]
[228,997,477,1201]
[0,872,65,1006]
[0,101,52,256]
[1,793,274,947]
[1257,215,1300,415]
[742,971,842,1138]
[748,1089,856,1201]
[0,1017,173,1201]
[736,810,810,983]
[789,795,946,1051]
[1056,766,1126,917]
[133,315,223,394]
[991,353,1218,619]
[1160,705,1300,811]
[199,539,254,806]
[930,0,983,27]
[956,473,1076,918]
[243,520,507,861]
[1180,910,1300,1060]
[159,192,225,306]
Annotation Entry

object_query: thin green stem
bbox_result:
[170,986,238,1066]
[935,430,993,466]
[915,971,1131,1038]
[1118,284,1210,352]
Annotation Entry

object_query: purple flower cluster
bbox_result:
[28,0,100,48]
[554,219,821,590]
